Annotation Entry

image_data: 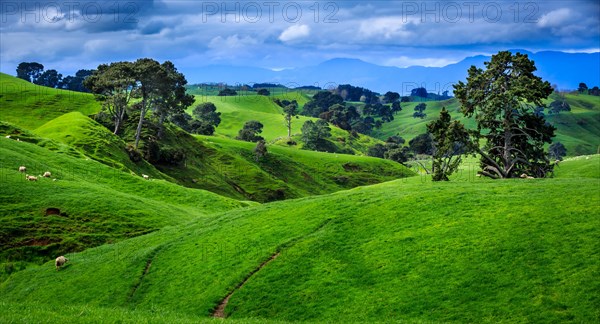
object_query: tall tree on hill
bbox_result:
[283,100,299,138]
[454,51,555,178]
[16,62,44,83]
[84,62,136,135]
[578,82,588,93]
[153,61,194,138]
[427,107,470,181]
[132,58,169,149]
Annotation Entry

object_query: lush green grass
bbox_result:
[191,94,312,141]
[35,112,170,179]
[0,136,249,273]
[190,135,413,201]
[190,94,385,155]
[2,158,598,322]
[0,73,100,130]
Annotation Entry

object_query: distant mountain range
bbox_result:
[185,50,600,95]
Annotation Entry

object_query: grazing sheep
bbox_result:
[142,174,150,180]
[5,135,10,139]
[16,138,20,142]
[18,166,26,173]
[25,175,38,181]
[527,176,535,179]
[43,171,52,178]
[55,256,69,271]
[519,173,528,179]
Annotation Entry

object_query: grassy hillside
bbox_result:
[35,112,170,179]
[0,73,100,130]
[191,94,384,155]
[1,156,598,322]
[0,136,249,273]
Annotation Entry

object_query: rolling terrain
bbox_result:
[0,155,598,322]
[0,71,599,323]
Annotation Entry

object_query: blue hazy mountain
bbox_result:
[185,51,600,94]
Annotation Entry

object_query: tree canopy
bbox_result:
[454,51,555,178]
[236,120,264,142]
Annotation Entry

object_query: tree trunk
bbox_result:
[157,112,167,139]
[134,105,146,149]
[113,106,126,135]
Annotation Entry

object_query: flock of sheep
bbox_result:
[18,165,56,182]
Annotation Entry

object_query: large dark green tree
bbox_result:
[16,62,44,83]
[454,51,555,178]
[191,102,221,135]
[236,120,264,142]
[427,107,470,181]
[301,119,331,151]
[84,62,136,135]
[152,61,194,138]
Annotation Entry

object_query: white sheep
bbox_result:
[26,175,38,181]
[55,256,69,271]
[142,174,150,180]
[18,166,26,173]
[519,173,528,179]
[5,135,10,139]
[43,171,52,178]
[527,176,535,179]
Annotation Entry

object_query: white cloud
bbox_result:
[278,25,310,42]
[385,56,458,68]
[208,35,258,50]
[358,17,416,40]
[538,8,573,28]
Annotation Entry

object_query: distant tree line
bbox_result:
[16,62,93,92]
[578,82,600,96]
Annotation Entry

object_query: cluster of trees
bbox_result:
[301,90,403,135]
[578,83,600,96]
[84,59,195,153]
[16,62,93,92]
[410,87,451,100]
[218,88,238,96]
[366,51,559,181]
[333,84,379,103]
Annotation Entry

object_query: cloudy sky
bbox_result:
[1,0,599,79]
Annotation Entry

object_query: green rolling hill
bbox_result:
[1,156,598,322]
[1,71,599,323]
